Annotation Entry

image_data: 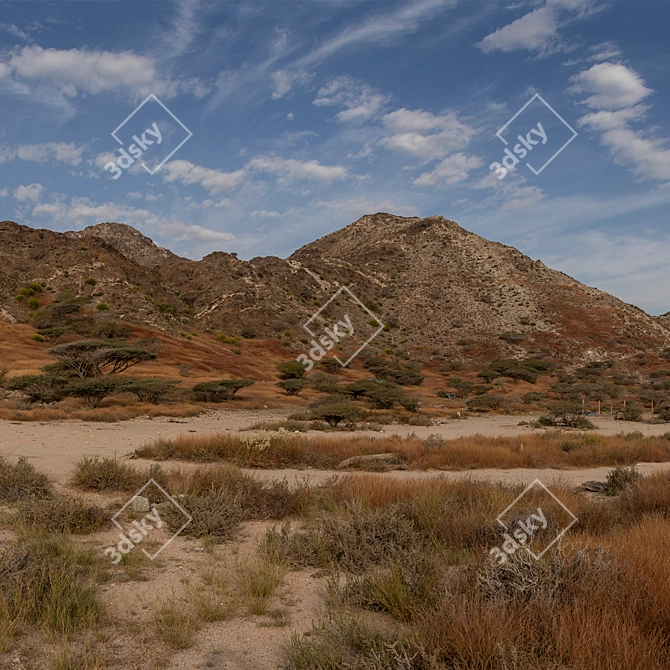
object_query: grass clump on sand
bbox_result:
[0,534,103,638]
[69,456,143,492]
[0,456,53,502]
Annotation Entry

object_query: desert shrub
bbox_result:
[365,385,403,410]
[70,456,141,492]
[522,391,545,404]
[398,395,421,412]
[5,374,70,403]
[0,536,102,634]
[537,401,595,428]
[309,398,362,427]
[67,376,123,408]
[261,504,422,573]
[0,457,53,502]
[47,339,156,378]
[277,379,308,396]
[605,466,641,496]
[277,361,307,379]
[319,359,342,374]
[122,378,181,403]
[615,403,643,421]
[191,379,254,402]
[159,488,244,539]
[337,553,442,621]
[16,495,108,534]
[384,368,425,386]
[499,331,527,344]
[343,379,379,400]
[466,394,505,412]
[656,403,670,422]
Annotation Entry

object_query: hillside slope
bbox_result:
[0,214,668,365]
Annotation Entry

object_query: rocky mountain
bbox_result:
[0,214,668,365]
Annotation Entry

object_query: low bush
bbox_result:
[0,456,53,502]
[70,456,142,492]
[191,379,255,402]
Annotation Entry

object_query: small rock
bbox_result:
[336,453,401,469]
[131,495,151,512]
[581,480,606,493]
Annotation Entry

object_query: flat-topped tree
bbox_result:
[46,339,157,378]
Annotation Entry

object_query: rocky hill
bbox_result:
[0,214,668,365]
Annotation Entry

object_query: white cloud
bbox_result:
[246,155,348,182]
[298,0,455,67]
[32,195,235,244]
[6,46,160,96]
[573,62,670,182]
[414,153,483,186]
[570,62,652,110]
[0,142,85,166]
[127,191,143,200]
[250,209,280,218]
[271,69,312,100]
[0,188,9,198]
[14,183,43,202]
[379,108,476,161]
[473,170,545,211]
[477,0,595,55]
[162,159,247,194]
[313,76,389,122]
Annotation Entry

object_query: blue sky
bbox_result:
[1,1,669,314]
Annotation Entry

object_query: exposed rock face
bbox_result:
[0,213,668,364]
[65,223,178,268]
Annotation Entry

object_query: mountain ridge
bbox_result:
[1,214,668,365]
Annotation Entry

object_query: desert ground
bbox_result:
[2,410,670,669]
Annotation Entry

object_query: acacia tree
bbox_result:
[47,340,156,378]
[67,377,123,408]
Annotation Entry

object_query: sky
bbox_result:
[0,0,669,314]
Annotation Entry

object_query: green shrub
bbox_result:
[95,302,109,311]
[276,361,307,379]
[309,398,362,427]
[277,379,308,396]
[5,374,70,403]
[85,278,96,286]
[122,378,181,403]
[27,298,40,310]
[605,466,641,495]
[191,379,255,402]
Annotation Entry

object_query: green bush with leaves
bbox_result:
[537,401,595,429]
[122,378,181,403]
[67,376,123,408]
[191,379,255,402]
[309,397,362,427]
[5,374,70,403]
[47,339,157,378]
[276,360,308,379]
[277,379,308,396]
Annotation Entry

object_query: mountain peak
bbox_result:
[65,223,180,268]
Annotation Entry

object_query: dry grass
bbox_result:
[283,471,670,669]
[136,429,670,470]
[235,556,287,615]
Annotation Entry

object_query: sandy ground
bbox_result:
[3,410,670,669]
[2,409,670,484]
